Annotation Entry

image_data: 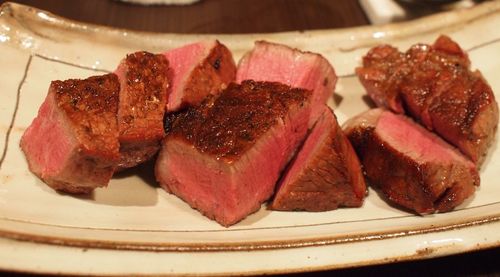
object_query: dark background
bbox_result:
[0,0,370,33]
[0,0,498,276]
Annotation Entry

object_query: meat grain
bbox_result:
[20,74,120,194]
[163,40,236,112]
[156,80,311,226]
[270,108,366,211]
[356,35,499,164]
[237,41,337,126]
[344,108,480,214]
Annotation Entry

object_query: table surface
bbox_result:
[0,0,499,276]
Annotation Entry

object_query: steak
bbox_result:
[115,51,169,169]
[356,35,499,164]
[163,40,236,112]
[236,41,337,126]
[20,74,120,194]
[344,108,480,214]
[270,108,366,211]
[155,80,311,226]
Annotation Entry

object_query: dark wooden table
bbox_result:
[0,0,499,276]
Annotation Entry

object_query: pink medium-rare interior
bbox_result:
[236,42,322,88]
[236,41,337,124]
[114,59,127,84]
[114,61,128,134]
[114,60,127,110]
[277,109,330,191]
[377,111,472,165]
[342,108,383,134]
[163,40,215,111]
[156,104,311,226]
[20,92,75,178]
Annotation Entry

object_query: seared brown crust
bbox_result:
[270,109,366,211]
[117,51,169,169]
[427,73,498,165]
[181,41,236,109]
[118,51,169,142]
[357,35,499,164]
[52,74,120,163]
[48,182,94,194]
[345,110,479,214]
[168,80,310,161]
[356,45,407,113]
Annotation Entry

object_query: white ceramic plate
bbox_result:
[0,2,499,275]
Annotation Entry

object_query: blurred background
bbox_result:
[0,0,486,33]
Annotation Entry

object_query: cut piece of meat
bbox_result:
[156,80,312,226]
[270,108,366,212]
[356,35,499,164]
[115,51,169,169]
[236,40,337,126]
[20,74,120,194]
[163,40,236,112]
[343,108,480,214]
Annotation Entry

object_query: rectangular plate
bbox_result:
[0,2,499,275]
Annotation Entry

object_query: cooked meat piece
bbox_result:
[163,40,236,112]
[344,108,480,214]
[156,80,311,226]
[270,108,366,212]
[20,74,120,194]
[237,40,337,127]
[115,51,169,169]
[356,35,499,164]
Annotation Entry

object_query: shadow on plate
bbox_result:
[92,159,159,206]
[361,95,377,108]
[237,204,273,226]
[333,92,344,106]
[63,159,160,207]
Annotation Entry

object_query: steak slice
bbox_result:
[20,74,120,194]
[270,108,366,211]
[156,80,311,226]
[163,40,236,112]
[115,51,169,169]
[356,35,499,164]
[344,108,480,214]
[236,41,337,126]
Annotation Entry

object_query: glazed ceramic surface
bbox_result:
[0,2,499,275]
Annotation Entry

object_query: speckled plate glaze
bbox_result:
[0,2,499,275]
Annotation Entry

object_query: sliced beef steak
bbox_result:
[115,51,169,169]
[344,108,479,214]
[20,74,120,194]
[270,108,366,212]
[237,41,337,126]
[156,80,311,226]
[356,35,499,164]
[163,40,236,112]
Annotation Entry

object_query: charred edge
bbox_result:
[338,37,500,80]
[433,186,453,211]
[0,55,32,172]
[212,57,221,70]
[163,112,176,134]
